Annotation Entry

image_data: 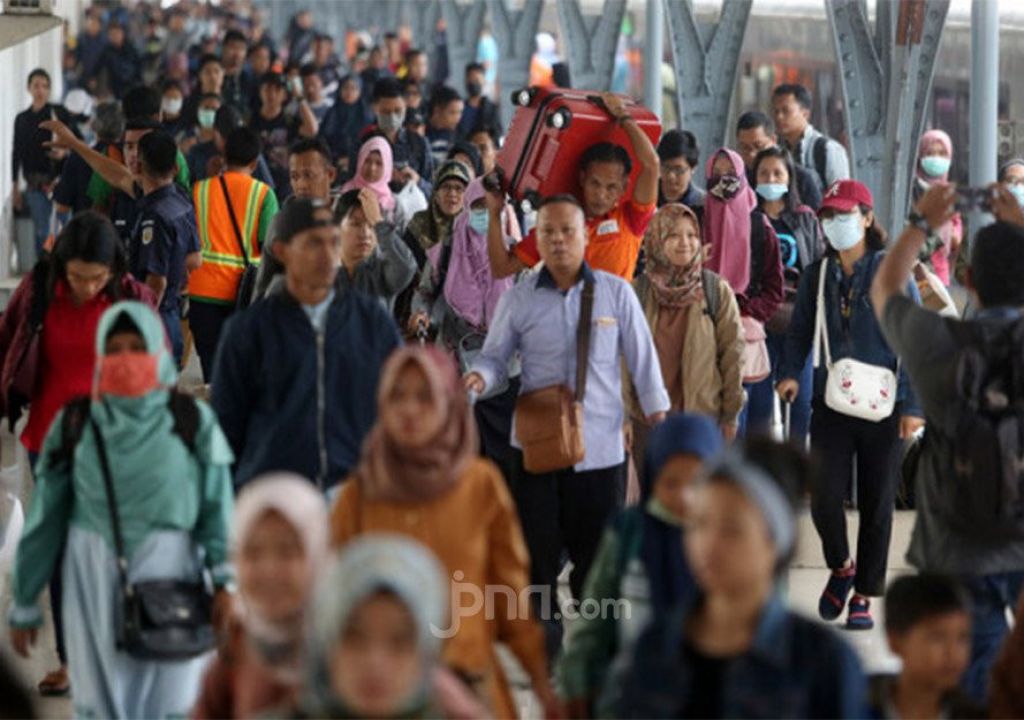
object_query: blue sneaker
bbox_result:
[818,563,856,621]
[846,596,874,631]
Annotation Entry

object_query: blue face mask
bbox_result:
[1009,185,1024,207]
[756,183,788,202]
[469,209,489,234]
[920,155,951,178]
[821,211,864,252]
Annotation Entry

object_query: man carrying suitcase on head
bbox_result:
[484,92,660,282]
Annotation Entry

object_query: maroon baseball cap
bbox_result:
[819,179,874,215]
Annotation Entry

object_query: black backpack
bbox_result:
[56,391,200,466]
[937,318,1024,540]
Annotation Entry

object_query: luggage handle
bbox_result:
[586,94,611,116]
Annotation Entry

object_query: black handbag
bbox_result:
[219,175,258,311]
[90,417,216,661]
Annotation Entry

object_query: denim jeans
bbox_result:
[160,310,184,368]
[960,571,1024,703]
[739,331,813,443]
[23,189,52,257]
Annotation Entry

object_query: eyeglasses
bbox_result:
[438,182,465,195]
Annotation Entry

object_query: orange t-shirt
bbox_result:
[513,197,656,281]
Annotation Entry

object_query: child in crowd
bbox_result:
[870,574,984,719]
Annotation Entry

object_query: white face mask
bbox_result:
[821,210,865,252]
[162,97,183,116]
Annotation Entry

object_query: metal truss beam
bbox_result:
[489,0,544,129]
[664,0,752,185]
[557,0,627,92]
[827,0,950,237]
[440,0,488,96]
[411,0,442,58]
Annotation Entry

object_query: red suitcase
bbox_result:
[495,87,662,213]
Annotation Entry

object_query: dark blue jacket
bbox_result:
[781,250,922,416]
[211,288,401,490]
[613,592,867,718]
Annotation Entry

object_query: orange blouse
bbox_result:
[330,458,548,718]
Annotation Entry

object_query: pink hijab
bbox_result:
[426,178,515,329]
[916,129,962,285]
[341,136,396,210]
[916,129,953,182]
[703,148,757,295]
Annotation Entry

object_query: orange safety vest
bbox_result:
[189,172,271,305]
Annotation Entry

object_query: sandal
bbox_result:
[818,563,857,621]
[38,666,70,697]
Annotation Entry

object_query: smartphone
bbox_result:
[290,76,303,96]
[394,160,409,171]
[955,186,993,213]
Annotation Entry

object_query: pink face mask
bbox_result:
[97,353,160,398]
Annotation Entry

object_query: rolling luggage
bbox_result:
[495,87,662,213]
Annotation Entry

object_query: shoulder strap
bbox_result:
[813,137,829,188]
[748,210,766,292]
[88,416,132,599]
[812,259,832,368]
[218,175,250,268]
[575,278,596,402]
[167,390,200,454]
[702,269,720,322]
[57,396,92,466]
[28,260,51,329]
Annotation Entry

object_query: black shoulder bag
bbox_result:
[89,416,215,660]
[219,175,258,311]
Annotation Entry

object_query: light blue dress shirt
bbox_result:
[471,264,670,472]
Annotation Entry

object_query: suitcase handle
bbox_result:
[586,94,611,116]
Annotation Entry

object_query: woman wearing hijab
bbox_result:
[615,451,867,718]
[629,204,744,455]
[341,135,403,228]
[8,301,234,719]
[396,159,472,332]
[0,212,153,695]
[411,177,516,354]
[193,473,328,719]
[912,130,962,286]
[412,176,522,479]
[298,535,486,719]
[558,414,722,719]
[745,145,825,442]
[703,148,784,435]
[330,347,557,719]
[319,74,374,173]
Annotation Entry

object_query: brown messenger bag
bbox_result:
[514,277,595,474]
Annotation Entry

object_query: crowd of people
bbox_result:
[4,1,1024,718]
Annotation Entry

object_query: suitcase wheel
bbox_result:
[521,191,541,215]
[546,108,571,130]
[513,87,537,107]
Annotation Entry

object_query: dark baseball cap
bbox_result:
[271,197,335,243]
[260,71,288,89]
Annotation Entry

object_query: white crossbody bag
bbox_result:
[812,259,897,422]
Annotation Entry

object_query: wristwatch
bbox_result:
[906,211,932,235]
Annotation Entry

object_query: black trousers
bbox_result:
[809,400,901,597]
[473,377,520,485]
[509,450,625,660]
[189,300,234,382]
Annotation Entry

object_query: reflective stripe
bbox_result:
[188,173,270,303]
